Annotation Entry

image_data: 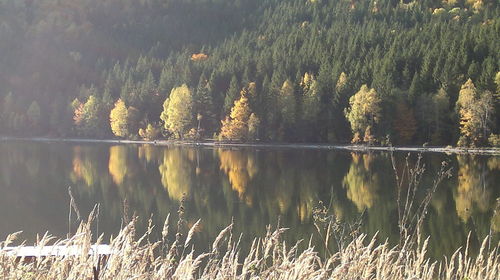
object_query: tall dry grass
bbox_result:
[0,208,498,279]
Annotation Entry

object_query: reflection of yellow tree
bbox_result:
[492,210,500,233]
[296,173,317,222]
[343,153,379,211]
[218,149,256,205]
[454,156,492,222]
[159,149,193,201]
[70,146,98,187]
[25,158,40,177]
[109,146,128,185]
[487,157,500,171]
[138,144,157,163]
[274,171,293,215]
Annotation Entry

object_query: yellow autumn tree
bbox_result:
[160,84,194,139]
[335,72,348,93]
[138,123,160,140]
[109,99,129,138]
[344,85,381,143]
[456,79,494,146]
[219,90,253,141]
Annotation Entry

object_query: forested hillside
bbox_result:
[0,0,498,146]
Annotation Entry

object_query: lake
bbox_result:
[0,140,498,259]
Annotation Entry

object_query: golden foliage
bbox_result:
[219,93,253,141]
[345,85,381,142]
[336,72,348,92]
[456,79,494,146]
[161,84,194,138]
[109,99,129,138]
[300,72,314,90]
[190,53,208,61]
[138,123,160,140]
[72,101,84,126]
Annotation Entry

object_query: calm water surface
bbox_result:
[0,140,499,259]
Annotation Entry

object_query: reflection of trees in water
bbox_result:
[487,157,500,171]
[71,146,100,187]
[489,157,500,233]
[109,145,128,185]
[454,156,492,222]
[218,149,257,206]
[492,210,500,233]
[296,171,318,223]
[343,153,379,211]
[0,143,43,185]
[425,154,499,258]
[54,144,500,258]
[0,143,73,239]
[159,148,194,201]
[138,144,158,164]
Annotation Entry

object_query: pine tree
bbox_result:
[194,73,215,136]
[279,79,297,126]
[159,65,174,94]
[74,95,107,137]
[224,75,239,113]
[26,101,41,129]
[393,102,417,144]
[248,113,260,141]
[1,92,14,129]
[431,88,451,145]
[302,76,321,124]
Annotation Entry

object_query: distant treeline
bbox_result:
[0,0,498,146]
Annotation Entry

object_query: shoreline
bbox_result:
[1,136,499,155]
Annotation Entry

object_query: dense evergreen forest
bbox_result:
[0,0,498,146]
